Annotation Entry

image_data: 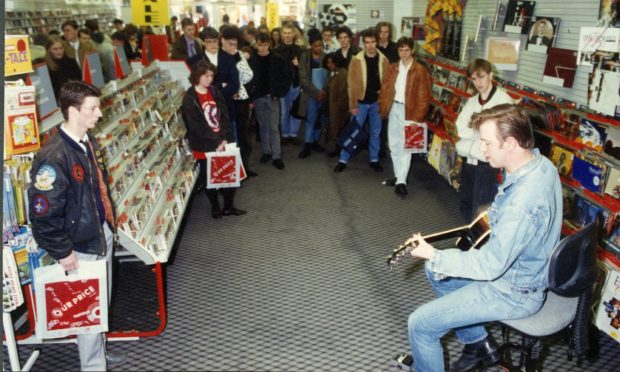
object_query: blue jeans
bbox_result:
[303,97,324,143]
[338,101,381,163]
[280,86,301,138]
[407,262,544,372]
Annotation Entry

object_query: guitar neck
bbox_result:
[423,225,469,243]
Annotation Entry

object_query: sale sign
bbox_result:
[5,35,33,76]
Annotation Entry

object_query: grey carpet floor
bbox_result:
[4,144,620,371]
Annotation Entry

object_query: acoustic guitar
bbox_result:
[387,211,491,267]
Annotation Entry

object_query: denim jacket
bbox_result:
[429,149,562,295]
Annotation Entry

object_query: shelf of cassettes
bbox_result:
[426,121,454,144]
[116,149,197,264]
[103,92,189,263]
[4,9,116,35]
[429,98,458,121]
[435,81,473,100]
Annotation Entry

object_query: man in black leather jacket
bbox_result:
[29,80,124,370]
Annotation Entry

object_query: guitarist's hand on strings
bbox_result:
[409,234,436,260]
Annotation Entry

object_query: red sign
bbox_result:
[209,155,238,186]
[404,124,426,151]
[44,278,102,331]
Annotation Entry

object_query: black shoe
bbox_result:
[211,205,222,219]
[247,170,258,177]
[273,159,285,170]
[221,207,247,216]
[299,143,312,158]
[382,178,397,186]
[106,351,127,367]
[281,137,290,146]
[260,154,271,163]
[311,142,325,152]
[334,162,347,173]
[369,162,383,172]
[451,335,500,372]
[395,184,408,196]
[390,352,413,370]
[290,137,301,145]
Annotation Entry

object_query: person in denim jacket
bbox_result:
[392,104,562,372]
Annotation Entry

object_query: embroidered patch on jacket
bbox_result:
[34,165,57,190]
[71,164,85,182]
[32,195,50,216]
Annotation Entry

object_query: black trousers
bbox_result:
[197,159,236,210]
[234,99,252,171]
[459,159,498,222]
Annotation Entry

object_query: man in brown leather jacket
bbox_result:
[378,36,431,196]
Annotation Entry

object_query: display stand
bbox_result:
[3,312,39,370]
[4,62,196,350]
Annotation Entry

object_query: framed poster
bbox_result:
[527,17,561,54]
[318,4,356,32]
[486,37,521,71]
[503,0,536,34]
[542,48,578,88]
[4,85,40,157]
[578,27,620,66]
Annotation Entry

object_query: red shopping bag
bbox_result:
[34,261,108,339]
[404,122,428,153]
[206,151,241,188]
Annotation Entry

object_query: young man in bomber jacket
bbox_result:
[29,81,125,370]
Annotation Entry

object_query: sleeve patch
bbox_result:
[34,165,57,190]
[32,194,50,216]
[71,164,85,182]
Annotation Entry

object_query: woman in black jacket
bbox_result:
[181,60,247,219]
[45,35,82,101]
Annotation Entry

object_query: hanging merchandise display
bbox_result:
[423,0,467,60]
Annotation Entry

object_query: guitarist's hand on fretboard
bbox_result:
[409,234,436,260]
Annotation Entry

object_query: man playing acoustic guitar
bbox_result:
[392,104,562,372]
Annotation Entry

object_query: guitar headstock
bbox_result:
[387,241,415,267]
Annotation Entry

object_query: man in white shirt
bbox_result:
[62,20,82,67]
[378,37,432,196]
[455,59,514,221]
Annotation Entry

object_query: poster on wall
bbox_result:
[503,0,536,34]
[542,48,578,88]
[5,35,33,77]
[4,85,40,157]
[589,68,620,116]
[577,27,620,67]
[526,17,560,54]
[598,0,620,27]
[318,4,356,32]
[486,37,521,71]
[401,17,415,36]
